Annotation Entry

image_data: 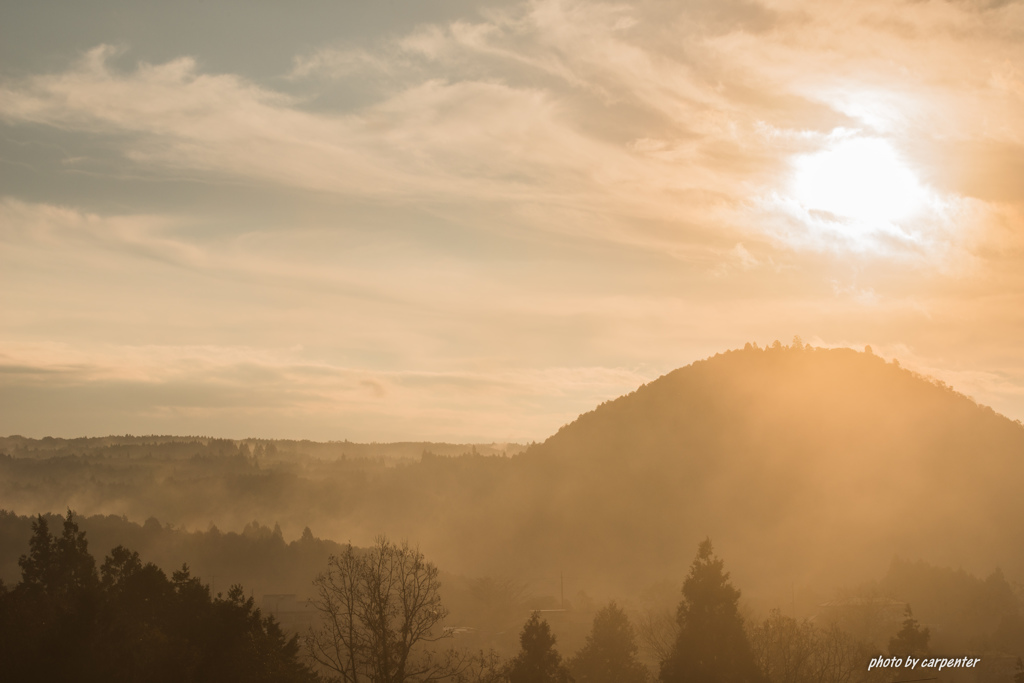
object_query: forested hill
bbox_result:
[532,342,1022,466]
[504,343,1024,598]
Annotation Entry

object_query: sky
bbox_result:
[2,0,1023,442]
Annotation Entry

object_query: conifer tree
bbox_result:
[569,602,648,683]
[508,612,573,683]
[888,606,930,658]
[660,539,764,683]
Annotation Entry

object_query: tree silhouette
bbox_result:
[0,511,102,681]
[307,536,455,683]
[660,539,764,683]
[508,612,573,683]
[888,606,930,658]
[19,510,99,598]
[569,601,648,683]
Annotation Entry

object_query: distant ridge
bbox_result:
[0,435,525,460]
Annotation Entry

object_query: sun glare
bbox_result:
[792,137,927,225]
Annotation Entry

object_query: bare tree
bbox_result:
[636,606,678,665]
[307,536,458,683]
[810,623,862,683]
[749,609,817,683]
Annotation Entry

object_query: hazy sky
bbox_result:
[2,0,1023,441]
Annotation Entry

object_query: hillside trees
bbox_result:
[660,539,764,683]
[307,536,458,683]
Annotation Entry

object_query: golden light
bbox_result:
[792,136,927,225]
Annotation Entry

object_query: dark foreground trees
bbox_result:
[660,539,764,683]
[307,536,461,683]
[0,511,317,683]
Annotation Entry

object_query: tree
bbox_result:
[507,612,573,683]
[19,510,99,598]
[637,607,678,665]
[0,516,316,683]
[659,539,764,683]
[307,536,455,683]
[749,609,817,683]
[888,606,929,658]
[2,510,102,682]
[569,602,648,683]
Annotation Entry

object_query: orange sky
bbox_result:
[1,0,1023,440]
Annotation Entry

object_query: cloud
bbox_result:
[0,4,794,254]
[1,42,712,250]
[0,197,206,268]
[4,0,1018,262]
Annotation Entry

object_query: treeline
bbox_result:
[0,435,524,462]
[0,520,840,683]
[0,510,345,599]
[3,516,1023,683]
[0,510,600,656]
[0,512,318,683]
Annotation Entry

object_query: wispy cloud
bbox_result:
[0,197,206,267]
[4,1,1016,262]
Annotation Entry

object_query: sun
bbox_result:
[792,136,927,225]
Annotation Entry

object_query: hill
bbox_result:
[486,343,1024,602]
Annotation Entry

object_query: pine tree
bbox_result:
[508,612,573,683]
[660,539,764,683]
[569,602,648,683]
